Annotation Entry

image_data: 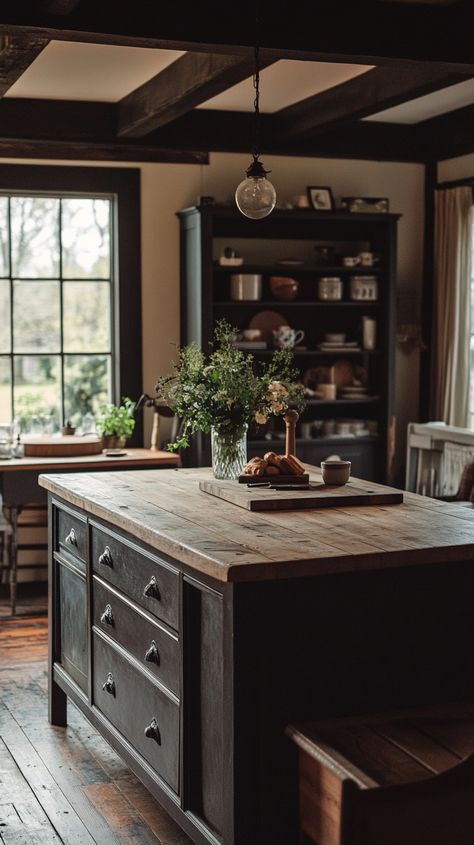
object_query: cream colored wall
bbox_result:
[438,153,474,182]
[1,153,424,483]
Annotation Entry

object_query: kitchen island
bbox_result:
[40,467,474,845]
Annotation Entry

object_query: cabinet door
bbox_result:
[58,561,88,692]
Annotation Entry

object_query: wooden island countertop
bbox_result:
[39,465,474,583]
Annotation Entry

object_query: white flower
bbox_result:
[268,380,288,396]
[255,412,268,424]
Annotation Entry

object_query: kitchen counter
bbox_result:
[40,466,474,582]
[40,467,474,845]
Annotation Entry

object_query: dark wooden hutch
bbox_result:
[178,204,399,483]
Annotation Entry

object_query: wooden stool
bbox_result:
[287,702,474,845]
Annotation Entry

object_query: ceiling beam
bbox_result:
[0,33,49,97]
[0,137,209,163]
[1,1,474,70]
[35,1,80,13]
[417,102,474,161]
[117,51,274,139]
[0,98,425,164]
[277,66,469,141]
[147,109,426,163]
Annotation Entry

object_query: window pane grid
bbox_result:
[1,194,114,428]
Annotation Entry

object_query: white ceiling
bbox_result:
[198,61,374,112]
[3,40,473,125]
[366,77,474,123]
[5,41,185,102]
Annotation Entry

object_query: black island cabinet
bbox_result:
[42,468,474,845]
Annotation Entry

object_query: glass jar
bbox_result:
[318,276,343,301]
[0,422,13,459]
[211,424,248,480]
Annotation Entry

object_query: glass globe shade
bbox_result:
[235,175,276,220]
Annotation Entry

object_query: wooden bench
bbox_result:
[287,702,474,845]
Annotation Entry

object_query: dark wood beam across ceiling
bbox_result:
[0,98,425,163]
[117,51,274,138]
[35,1,80,13]
[417,102,474,161]
[0,1,474,70]
[277,65,470,141]
[0,33,49,97]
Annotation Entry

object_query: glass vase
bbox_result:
[211,424,248,480]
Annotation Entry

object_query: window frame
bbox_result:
[0,164,143,446]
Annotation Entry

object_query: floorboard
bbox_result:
[0,615,192,845]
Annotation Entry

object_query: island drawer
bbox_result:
[93,577,180,697]
[93,632,179,794]
[91,523,179,630]
[56,505,88,564]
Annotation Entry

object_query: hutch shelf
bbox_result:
[178,205,399,482]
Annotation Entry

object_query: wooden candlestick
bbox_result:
[284,410,299,457]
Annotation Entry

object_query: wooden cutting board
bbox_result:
[23,435,103,457]
[199,476,403,511]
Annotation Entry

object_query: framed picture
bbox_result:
[306,186,334,211]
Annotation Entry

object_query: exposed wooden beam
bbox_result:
[0,138,209,163]
[0,98,208,163]
[277,66,469,141]
[0,1,474,70]
[0,98,424,164]
[0,33,49,97]
[118,51,274,138]
[148,110,426,163]
[35,1,80,13]
[418,103,474,161]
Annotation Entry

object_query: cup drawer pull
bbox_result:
[143,575,160,600]
[100,604,114,625]
[144,640,160,665]
[144,717,161,744]
[65,528,77,546]
[98,546,113,567]
[102,672,115,696]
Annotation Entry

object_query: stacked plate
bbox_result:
[339,385,369,400]
[317,341,361,352]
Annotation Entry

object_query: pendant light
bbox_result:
[235,43,276,220]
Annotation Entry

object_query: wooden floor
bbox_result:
[0,614,192,844]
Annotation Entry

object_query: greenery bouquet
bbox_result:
[155,320,305,477]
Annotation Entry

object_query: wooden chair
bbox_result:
[287,702,474,845]
[0,508,13,591]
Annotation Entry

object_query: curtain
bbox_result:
[433,186,473,427]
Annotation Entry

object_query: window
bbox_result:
[0,165,142,442]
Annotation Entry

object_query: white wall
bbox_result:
[1,153,425,480]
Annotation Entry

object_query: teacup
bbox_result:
[358,251,379,267]
[272,326,305,349]
[343,256,360,267]
[321,459,351,485]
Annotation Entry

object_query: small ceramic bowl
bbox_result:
[324,332,346,343]
[320,459,351,485]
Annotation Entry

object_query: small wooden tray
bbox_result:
[239,473,309,485]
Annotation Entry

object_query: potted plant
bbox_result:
[155,320,305,479]
[96,397,136,450]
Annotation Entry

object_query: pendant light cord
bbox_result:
[252,3,260,162]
